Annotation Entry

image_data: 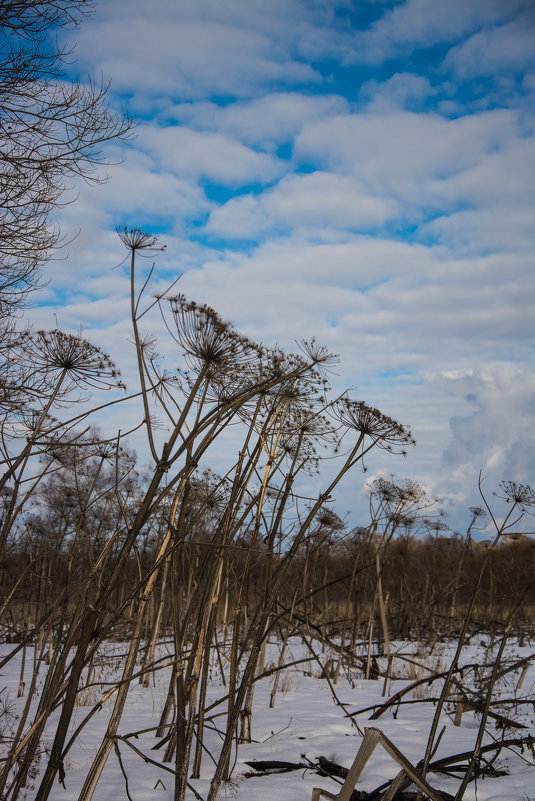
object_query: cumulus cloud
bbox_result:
[138,125,286,186]
[293,107,534,256]
[430,365,535,490]
[359,73,436,111]
[352,0,529,65]
[423,208,535,255]
[71,0,324,101]
[295,109,520,190]
[427,137,534,208]
[167,93,349,149]
[205,172,398,238]
[443,13,535,80]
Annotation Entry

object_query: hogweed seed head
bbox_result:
[333,398,414,451]
[314,506,345,532]
[18,329,125,392]
[169,295,262,371]
[298,339,339,372]
[117,226,165,253]
[496,481,535,514]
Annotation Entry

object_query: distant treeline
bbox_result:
[3,525,533,642]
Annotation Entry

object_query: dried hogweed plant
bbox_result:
[0,227,421,801]
[16,329,126,393]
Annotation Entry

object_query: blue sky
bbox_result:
[31,0,535,534]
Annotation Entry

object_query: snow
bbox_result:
[1,636,534,800]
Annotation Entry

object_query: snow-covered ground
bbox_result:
[1,636,533,800]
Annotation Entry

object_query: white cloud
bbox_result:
[430,365,535,491]
[359,73,436,111]
[72,0,324,102]
[293,107,535,255]
[443,14,535,79]
[423,208,535,254]
[167,93,349,149]
[267,172,397,228]
[295,109,520,192]
[202,195,270,239]
[353,0,528,65]
[205,172,398,237]
[426,137,535,209]
[139,125,285,186]
[55,146,211,228]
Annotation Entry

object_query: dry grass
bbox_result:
[388,653,445,699]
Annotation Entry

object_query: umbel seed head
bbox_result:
[18,329,125,391]
[117,226,165,253]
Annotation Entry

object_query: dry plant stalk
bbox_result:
[14,227,531,801]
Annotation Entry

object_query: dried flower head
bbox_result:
[90,441,119,462]
[388,512,418,533]
[496,481,535,514]
[314,506,345,532]
[283,406,336,448]
[367,478,438,536]
[397,479,426,503]
[117,226,165,253]
[469,506,486,518]
[187,471,228,515]
[333,399,414,451]
[298,339,339,373]
[280,435,320,474]
[18,329,125,391]
[369,477,398,503]
[423,519,450,537]
[19,408,59,437]
[170,295,262,372]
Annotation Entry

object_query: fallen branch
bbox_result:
[244,734,535,800]
[350,654,533,721]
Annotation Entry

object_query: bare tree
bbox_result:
[0,0,133,320]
